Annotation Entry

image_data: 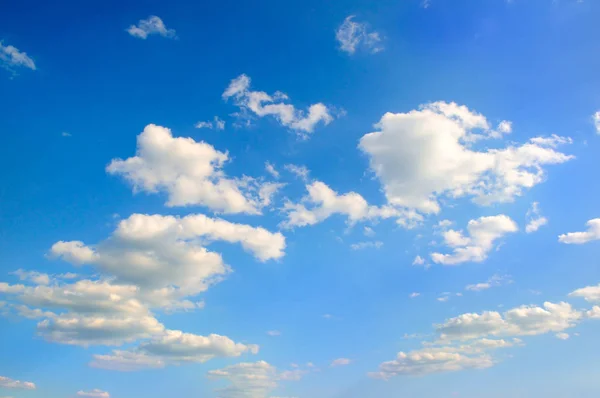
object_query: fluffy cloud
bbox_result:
[436,302,582,341]
[281,181,419,229]
[0,376,36,390]
[359,102,573,215]
[10,269,50,285]
[50,213,284,298]
[127,16,176,39]
[107,124,279,213]
[465,274,512,292]
[593,111,600,134]
[336,16,383,54]
[525,202,548,233]
[208,361,278,398]
[77,389,110,398]
[558,219,600,244]
[91,330,258,371]
[0,42,36,74]
[569,284,600,303]
[431,215,518,265]
[223,74,334,135]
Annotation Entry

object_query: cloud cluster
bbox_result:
[107,124,281,213]
[127,16,176,39]
[336,16,383,54]
[431,215,518,265]
[223,74,334,135]
[0,375,36,390]
[359,102,573,216]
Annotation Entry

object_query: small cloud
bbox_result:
[284,164,310,181]
[409,292,420,298]
[363,226,375,237]
[265,162,280,178]
[195,116,226,130]
[267,330,281,337]
[61,132,72,137]
[593,111,600,134]
[0,41,36,75]
[336,16,383,54]
[525,202,548,233]
[350,241,383,250]
[127,16,176,39]
[330,358,352,367]
[556,332,570,340]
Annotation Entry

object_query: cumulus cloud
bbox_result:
[525,202,548,233]
[569,283,600,303]
[91,330,258,371]
[107,124,277,213]
[431,215,518,265]
[359,102,573,216]
[50,213,285,298]
[77,389,110,398]
[223,74,334,135]
[281,181,420,229]
[0,42,36,74]
[558,219,600,244]
[336,16,383,54]
[127,16,176,39]
[0,375,36,390]
[465,274,512,292]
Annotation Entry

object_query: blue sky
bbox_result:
[1,0,600,397]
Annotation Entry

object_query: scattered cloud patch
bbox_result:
[466,274,512,292]
[336,16,383,54]
[0,42,36,74]
[593,111,600,134]
[0,376,36,390]
[431,215,518,265]
[265,162,280,178]
[267,330,281,337]
[559,219,600,244]
[77,389,110,398]
[127,16,176,39]
[331,358,352,367]
[350,241,383,250]
[223,74,334,136]
[195,116,226,130]
[409,292,421,298]
[525,202,548,233]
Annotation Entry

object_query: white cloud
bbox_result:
[555,332,570,340]
[223,74,334,135]
[412,255,425,265]
[431,215,518,265]
[330,358,352,367]
[77,389,110,398]
[281,181,419,229]
[558,219,600,244]
[50,213,285,297]
[0,42,36,74]
[0,376,36,390]
[409,292,421,298]
[208,361,278,398]
[465,274,512,292]
[359,102,573,216]
[525,202,548,233]
[107,124,275,213]
[267,330,281,336]
[195,116,226,130]
[363,226,375,237]
[593,111,600,134]
[336,16,383,54]
[127,16,176,39]
[350,241,383,250]
[569,283,600,303]
[10,269,50,285]
[265,162,280,178]
[284,164,310,181]
[49,241,96,264]
[436,301,582,341]
[91,330,258,370]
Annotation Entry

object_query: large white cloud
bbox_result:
[558,219,600,244]
[223,74,334,135]
[107,124,279,213]
[127,16,176,39]
[50,213,285,298]
[0,375,36,390]
[431,215,518,265]
[359,102,573,215]
[336,16,383,54]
